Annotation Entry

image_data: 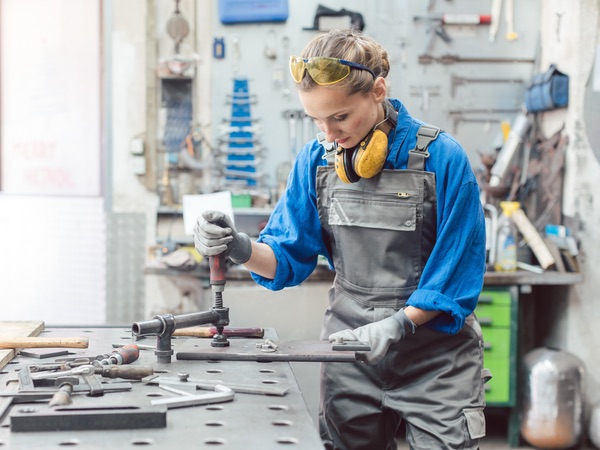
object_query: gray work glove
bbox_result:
[328,309,417,365]
[193,210,252,264]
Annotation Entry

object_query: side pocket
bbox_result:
[463,407,486,439]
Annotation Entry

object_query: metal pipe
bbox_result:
[132,311,220,337]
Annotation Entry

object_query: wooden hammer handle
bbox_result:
[0,337,89,349]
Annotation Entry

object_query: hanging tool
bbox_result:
[414,14,492,53]
[504,0,518,41]
[490,0,503,42]
[166,0,190,54]
[419,54,534,65]
[450,73,524,98]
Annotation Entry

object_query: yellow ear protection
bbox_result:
[334,101,398,183]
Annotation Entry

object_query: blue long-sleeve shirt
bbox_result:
[253,99,486,334]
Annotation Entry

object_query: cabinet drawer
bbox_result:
[483,357,512,404]
[481,328,511,357]
[478,290,512,306]
[475,304,510,327]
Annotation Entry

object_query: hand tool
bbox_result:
[504,0,518,41]
[208,252,230,348]
[98,344,140,365]
[146,375,290,397]
[52,344,141,367]
[95,365,154,380]
[150,384,234,409]
[450,73,524,98]
[48,382,73,407]
[419,54,534,65]
[112,342,156,350]
[132,251,232,362]
[172,326,264,338]
[0,337,89,349]
[490,0,502,42]
[31,364,95,381]
[414,14,491,54]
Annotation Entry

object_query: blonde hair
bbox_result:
[298,28,390,94]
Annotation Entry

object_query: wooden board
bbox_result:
[0,321,44,369]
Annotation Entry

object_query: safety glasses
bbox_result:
[289,56,376,85]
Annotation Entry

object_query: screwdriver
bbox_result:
[55,344,140,367]
[95,365,154,380]
[98,344,140,365]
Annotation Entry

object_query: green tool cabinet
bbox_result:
[476,287,518,406]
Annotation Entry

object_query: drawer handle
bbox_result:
[479,317,493,326]
[484,342,492,350]
[478,295,493,304]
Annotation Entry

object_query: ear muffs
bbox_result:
[335,147,361,183]
[334,129,389,183]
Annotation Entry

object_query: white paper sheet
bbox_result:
[182,192,234,235]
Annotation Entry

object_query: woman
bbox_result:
[195,28,488,450]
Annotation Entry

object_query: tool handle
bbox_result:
[0,337,89,349]
[209,254,226,286]
[173,327,264,338]
[108,344,140,365]
[96,365,154,380]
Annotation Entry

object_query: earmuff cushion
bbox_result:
[353,129,388,178]
[335,148,360,183]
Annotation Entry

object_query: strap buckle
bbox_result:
[410,125,440,158]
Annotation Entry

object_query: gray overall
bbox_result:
[315,127,487,450]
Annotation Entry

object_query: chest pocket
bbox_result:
[329,191,418,232]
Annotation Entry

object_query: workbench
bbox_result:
[144,265,583,448]
[0,326,325,449]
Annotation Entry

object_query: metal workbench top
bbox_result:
[0,327,325,449]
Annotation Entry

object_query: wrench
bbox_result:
[31,364,95,380]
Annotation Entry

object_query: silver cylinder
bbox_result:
[520,347,585,449]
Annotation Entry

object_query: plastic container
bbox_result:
[494,201,520,272]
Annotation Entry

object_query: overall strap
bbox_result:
[407,125,440,171]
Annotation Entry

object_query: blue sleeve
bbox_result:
[405,133,486,334]
[251,140,331,290]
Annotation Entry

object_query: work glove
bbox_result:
[194,210,252,264]
[328,309,417,365]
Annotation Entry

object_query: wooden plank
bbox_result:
[0,321,45,369]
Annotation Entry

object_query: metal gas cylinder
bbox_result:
[520,347,585,449]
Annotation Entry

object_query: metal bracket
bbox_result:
[176,339,370,363]
[10,404,166,432]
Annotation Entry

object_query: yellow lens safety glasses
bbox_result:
[289,56,376,86]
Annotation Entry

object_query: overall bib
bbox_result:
[315,138,487,450]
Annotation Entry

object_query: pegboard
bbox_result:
[208,0,541,188]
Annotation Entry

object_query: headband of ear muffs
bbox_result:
[334,101,398,183]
